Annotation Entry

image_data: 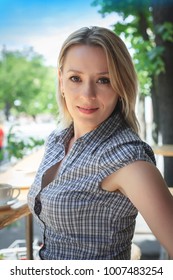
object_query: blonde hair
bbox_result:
[57,26,139,133]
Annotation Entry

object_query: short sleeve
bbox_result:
[99,139,156,179]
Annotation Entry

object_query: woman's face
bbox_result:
[59,44,119,130]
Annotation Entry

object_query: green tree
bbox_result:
[151,0,173,186]
[0,47,57,119]
[92,0,173,186]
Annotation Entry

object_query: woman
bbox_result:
[28,26,173,260]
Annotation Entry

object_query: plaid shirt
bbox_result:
[27,109,156,260]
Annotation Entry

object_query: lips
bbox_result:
[77,106,99,114]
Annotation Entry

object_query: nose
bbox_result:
[81,80,96,99]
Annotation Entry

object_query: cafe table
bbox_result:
[0,148,44,260]
[152,144,173,157]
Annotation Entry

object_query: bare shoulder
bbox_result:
[114,160,173,214]
[115,160,168,195]
[102,161,163,193]
[102,160,173,213]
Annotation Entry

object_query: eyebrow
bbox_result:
[67,69,109,75]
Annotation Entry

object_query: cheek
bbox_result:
[101,92,119,106]
[64,96,75,111]
[63,80,78,92]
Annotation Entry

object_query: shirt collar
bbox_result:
[80,108,124,145]
[55,108,124,146]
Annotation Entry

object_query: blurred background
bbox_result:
[0,0,173,259]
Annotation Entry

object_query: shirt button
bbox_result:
[34,199,42,216]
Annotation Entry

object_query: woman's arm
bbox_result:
[114,161,173,258]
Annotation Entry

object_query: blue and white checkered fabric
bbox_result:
[28,109,156,259]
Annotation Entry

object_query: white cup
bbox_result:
[0,184,20,206]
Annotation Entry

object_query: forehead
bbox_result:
[63,44,108,71]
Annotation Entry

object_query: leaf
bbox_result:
[155,22,173,42]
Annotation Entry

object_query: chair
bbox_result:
[131,243,141,260]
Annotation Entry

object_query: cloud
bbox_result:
[0,1,119,66]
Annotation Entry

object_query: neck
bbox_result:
[73,121,98,141]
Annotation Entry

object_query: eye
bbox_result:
[70,76,81,82]
[97,77,110,84]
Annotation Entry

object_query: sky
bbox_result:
[0,0,119,66]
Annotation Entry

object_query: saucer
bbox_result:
[0,199,18,210]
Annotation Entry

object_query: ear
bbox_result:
[58,69,63,92]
